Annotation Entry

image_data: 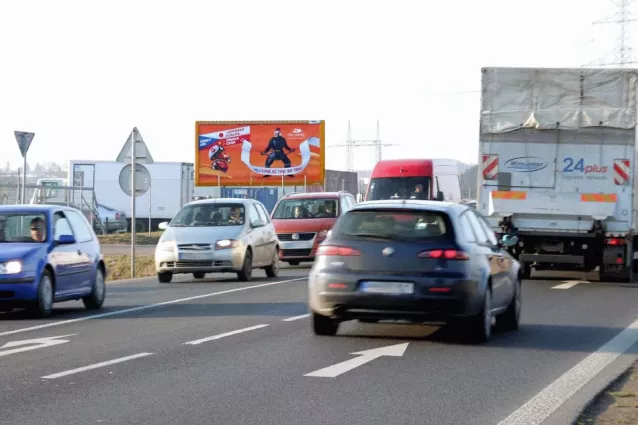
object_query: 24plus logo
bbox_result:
[562,157,608,174]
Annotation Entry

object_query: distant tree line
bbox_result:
[0,161,67,178]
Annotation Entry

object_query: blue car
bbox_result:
[0,204,107,317]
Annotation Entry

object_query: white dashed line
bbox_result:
[497,316,638,425]
[184,324,270,345]
[282,313,309,322]
[41,352,155,379]
[0,277,306,338]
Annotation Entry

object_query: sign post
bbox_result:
[116,127,154,278]
[14,131,35,204]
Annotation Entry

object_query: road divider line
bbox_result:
[0,277,306,337]
[497,316,638,425]
[184,324,269,345]
[552,281,583,289]
[282,313,309,322]
[41,352,154,379]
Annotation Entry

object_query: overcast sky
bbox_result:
[0,0,628,172]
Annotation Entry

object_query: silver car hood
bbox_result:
[161,225,244,244]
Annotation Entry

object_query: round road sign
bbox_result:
[118,164,151,197]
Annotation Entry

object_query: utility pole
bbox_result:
[330,120,397,172]
[586,0,637,67]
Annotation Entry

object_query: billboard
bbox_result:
[195,120,325,187]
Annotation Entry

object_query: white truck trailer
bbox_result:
[477,67,638,282]
[69,160,194,232]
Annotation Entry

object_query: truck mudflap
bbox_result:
[599,236,635,282]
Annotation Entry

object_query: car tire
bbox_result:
[495,278,521,332]
[193,272,206,279]
[237,249,253,282]
[264,249,279,278]
[464,286,492,344]
[158,272,173,283]
[82,267,106,310]
[287,260,300,266]
[312,312,339,336]
[32,270,54,318]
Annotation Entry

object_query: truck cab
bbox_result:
[365,159,462,202]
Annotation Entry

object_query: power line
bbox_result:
[327,120,398,172]
[586,0,638,67]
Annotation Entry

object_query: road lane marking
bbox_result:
[0,277,306,337]
[497,317,638,425]
[0,334,75,357]
[41,352,154,379]
[282,313,309,322]
[184,324,269,345]
[552,281,583,289]
[305,343,410,378]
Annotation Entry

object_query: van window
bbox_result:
[436,173,461,201]
[367,177,431,201]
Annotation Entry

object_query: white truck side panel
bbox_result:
[432,159,462,203]
[68,160,193,220]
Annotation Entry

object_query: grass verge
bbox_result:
[105,255,156,281]
[576,361,638,424]
[98,231,163,245]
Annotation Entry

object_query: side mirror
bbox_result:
[251,219,265,228]
[436,191,444,201]
[56,234,76,245]
[500,234,518,247]
[158,222,169,230]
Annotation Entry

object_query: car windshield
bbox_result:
[272,198,338,219]
[0,213,48,243]
[366,177,431,201]
[331,209,448,241]
[170,203,246,227]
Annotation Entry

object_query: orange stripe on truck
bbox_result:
[491,191,527,200]
[580,193,617,202]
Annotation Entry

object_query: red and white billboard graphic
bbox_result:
[613,159,631,186]
[482,154,499,180]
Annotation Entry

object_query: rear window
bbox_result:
[331,209,449,241]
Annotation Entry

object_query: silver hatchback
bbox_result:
[155,198,280,283]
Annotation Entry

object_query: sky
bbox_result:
[0,0,630,172]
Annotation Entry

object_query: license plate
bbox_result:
[359,281,414,295]
[178,251,212,261]
[283,242,309,250]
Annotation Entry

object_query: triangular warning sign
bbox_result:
[116,127,154,164]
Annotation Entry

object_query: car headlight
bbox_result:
[0,260,22,274]
[158,241,176,252]
[215,239,239,250]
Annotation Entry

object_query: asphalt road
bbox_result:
[2,268,638,425]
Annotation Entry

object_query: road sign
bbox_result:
[116,127,155,164]
[14,131,35,158]
[118,164,151,197]
[304,342,409,378]
[0,334,75,357]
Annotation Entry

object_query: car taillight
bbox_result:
[605,237,625,245]
[418,249,469,260]
[316,245,362,256]
[115,213,121,220]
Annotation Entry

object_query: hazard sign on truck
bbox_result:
[477,67,638,282]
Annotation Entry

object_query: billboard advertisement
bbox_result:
[195,120,325,187]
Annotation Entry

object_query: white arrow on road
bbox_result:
[304,342,410,378]
[0,334,75,357]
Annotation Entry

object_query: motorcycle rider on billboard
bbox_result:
[209,142,231,173]
[260,128,296,178]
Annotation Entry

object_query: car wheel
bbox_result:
[82,267,106,310]
[32,270,54,318]
[158,272,173,283]
[495,278,521,332]
[237,249,253,282]
[264,249,279,278]
[464,286,492,344]
[193,272,206,279]
[312,312,339,336]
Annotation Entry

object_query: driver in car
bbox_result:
[30,217,46,242]
[229,207,244,224]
